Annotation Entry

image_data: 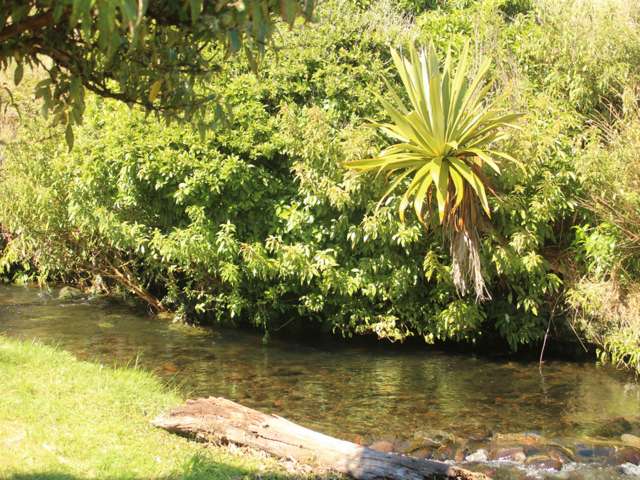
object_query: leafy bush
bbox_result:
[1,0,640,365]
[506,0,640,114]
[567,98,640,372]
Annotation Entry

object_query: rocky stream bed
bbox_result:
[365,427,640,478]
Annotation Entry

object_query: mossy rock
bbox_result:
[593,417,633,438]
[621,434,640,449]
[58,286,84,300]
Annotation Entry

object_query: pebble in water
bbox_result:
[465,449,488,462]
[611,447,640,466]
[593,417,634,438]
[622,434,640,450]
[490,447,527,463]
[369,440,394,453]
[524,454,563,470]
[619,462,640,477]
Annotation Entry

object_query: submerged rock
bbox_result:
[594,417,634,438]
[413,429,457,447]
[465,449,488,462]
[433,444,457,461]
[409,447,433,459]
[454,447,467,463]
[622,434,640,449]
[160,362,178,373]
[392,438,413,454]
[524,454,563,470]
[58,286,83,300]
[574,444,616,461]
[522,445,545,457]
[491,447,526,463]
[619,462,640,476]
[548,444,577,462]
[156,311,175,321]
[611,447,640,466]
[466,463,528,480]
[369,440,394,453]
[493,432,546,446]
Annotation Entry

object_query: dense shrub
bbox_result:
[566,100,640,372]
[1,0,639,366]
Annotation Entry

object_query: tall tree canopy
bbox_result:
[0,0,314,145]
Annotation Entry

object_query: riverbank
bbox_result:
[2,0,640,375]
[2,286,640,480]
[0,336,331,480]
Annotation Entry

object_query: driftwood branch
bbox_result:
[153,397,489,480]
[104,262,165,313]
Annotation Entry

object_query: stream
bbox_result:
[1,285,639,479]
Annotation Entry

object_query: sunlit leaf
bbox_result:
[149,80,162,102]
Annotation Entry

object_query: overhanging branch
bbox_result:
[0,10,56,43]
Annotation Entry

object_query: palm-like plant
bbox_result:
[346,43,521,300]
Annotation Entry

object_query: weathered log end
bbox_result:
[153,397,490,480]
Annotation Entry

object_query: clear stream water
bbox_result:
[1,285,639,479]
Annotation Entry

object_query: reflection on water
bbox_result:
[0,285,638,447]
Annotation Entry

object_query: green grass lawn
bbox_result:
[0,336,318,480]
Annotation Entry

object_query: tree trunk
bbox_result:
[152,397,489,480]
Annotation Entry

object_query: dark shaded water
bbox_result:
[1,285,639,479]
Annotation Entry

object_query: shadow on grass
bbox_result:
[6,452,340,480]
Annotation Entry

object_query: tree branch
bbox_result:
[0,10,56,43]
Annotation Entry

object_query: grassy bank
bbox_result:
[0,336,321,480]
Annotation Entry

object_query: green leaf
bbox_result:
[245,46,258,74]
[399,163,432,222]
[190,0,204,23]
[449,157,490,215]
[413,164,434,221]
[450,168,465,208]
[464,147,501,174]
[71,0,92,27]
[491,150,523,169]
[121,0,138,21]
[280,0,299,26]
[304,0,315,19]
[376,167,418,212]
[149,80,162,102]
[65,124,75,150]
[53,3,66,21]
[434,158,449,222]
[13,63,23,86]
[229,30,242,53]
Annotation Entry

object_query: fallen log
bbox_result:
[153,397,489,480]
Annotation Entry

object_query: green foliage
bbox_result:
[572,224,619,280]
[345,42,521,300]
[566,89,640,373]
[600,330,640,372]
[505,0,640,114]
[354,0,468,15]
[498,0,533,18]
[2,0,640,365]
[0,0,314,148]
[6,1,471,344]
[346,43,521,225]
